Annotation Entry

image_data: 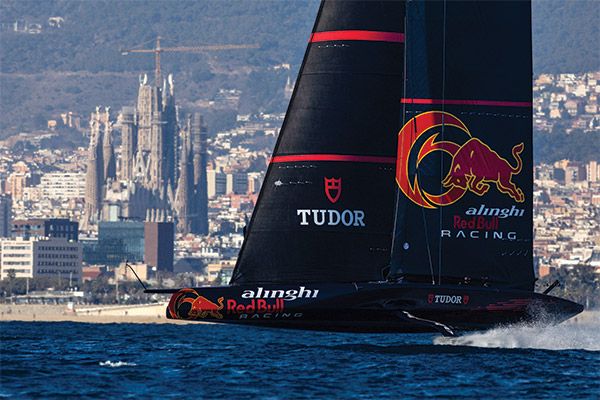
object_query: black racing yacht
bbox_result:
[147,0,583,335]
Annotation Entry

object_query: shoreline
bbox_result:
[1,304,597,325]
[0,303,199,324]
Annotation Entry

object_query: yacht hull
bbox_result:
[159,282,583,334]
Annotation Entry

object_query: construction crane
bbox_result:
[121,36,259,85]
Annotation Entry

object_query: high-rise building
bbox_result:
[7,162,31,202]
[587,161,599,182]
[12,218,79,242]
[247,172,264,195]
[144,221,174,272]
[232,173,249,195]
[0,195,12,238]
[0,236,82,281]
[40,173,86,201]
[207,169,227,198]
[83,221,145,266]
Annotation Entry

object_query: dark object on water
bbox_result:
[146,0,583,334]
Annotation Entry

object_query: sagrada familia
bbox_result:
[83,73,208,235]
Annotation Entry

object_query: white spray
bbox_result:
[434,313,600,351]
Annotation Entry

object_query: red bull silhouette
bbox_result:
[170,288,224,319]
[397,111,526,207]
[442,138,524,202]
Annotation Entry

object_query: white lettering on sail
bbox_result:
[296,209,366,227]
[297,209,310,225]
[465,204,525,219]
[441,230,517,240]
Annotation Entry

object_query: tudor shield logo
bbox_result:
[296,177,366,227]
[324,177,342,203]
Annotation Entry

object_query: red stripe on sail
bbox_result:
[271,154,396,164]
[310,30,405,43]
[401,98,532,107]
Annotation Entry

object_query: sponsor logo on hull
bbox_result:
[428,294,470,305]
[169,288,224,320]
[169,287,316,321]
[227,299,286,319]
[241,286,319,301]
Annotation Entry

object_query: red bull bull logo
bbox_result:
[168,289,224,320]
[396,111,525,208]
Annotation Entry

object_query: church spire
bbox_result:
[102,107,116,181]
[174,117,194,234]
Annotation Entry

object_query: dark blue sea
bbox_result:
[1,321,599,399]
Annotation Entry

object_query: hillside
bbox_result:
[0,0,320,74]
[0,0,321,134]
[532,0,599,74]
[0,0,598,139]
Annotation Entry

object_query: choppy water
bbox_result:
[1,321,599,399]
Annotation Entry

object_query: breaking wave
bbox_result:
[434,316,600,351]
[99,360,137,367]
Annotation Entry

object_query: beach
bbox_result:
[1,303,597,326]
[0,303,196,324]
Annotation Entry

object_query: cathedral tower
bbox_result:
[102,107,116,182]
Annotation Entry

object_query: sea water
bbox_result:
[1,321,598,399]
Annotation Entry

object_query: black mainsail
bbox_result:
[231,0,407,284]
[390,0,534,290]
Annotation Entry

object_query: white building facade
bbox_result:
[0,237,82,281]
[40,173,86,201]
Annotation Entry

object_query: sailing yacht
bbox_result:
[148,0,583,335]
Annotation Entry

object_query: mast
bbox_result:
[231,0,407,284]
[390,0,534,290]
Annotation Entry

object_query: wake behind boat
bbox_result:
[147,0,583,335]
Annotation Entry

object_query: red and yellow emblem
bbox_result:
[396,111,524,209]
[168,288,224,320]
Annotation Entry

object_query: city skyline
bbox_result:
[0,2,597,300]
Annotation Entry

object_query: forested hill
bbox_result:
[0,0,320,74]
[0,0,598,139]
[532,0,599,74]
[0,0,598,75]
